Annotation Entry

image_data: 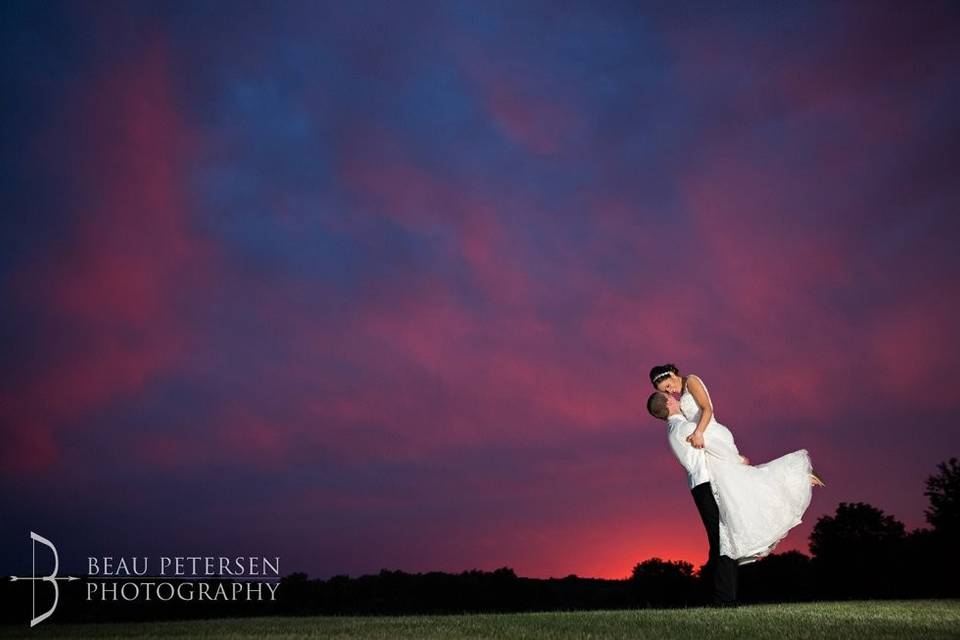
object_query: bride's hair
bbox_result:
[649,363,679,387]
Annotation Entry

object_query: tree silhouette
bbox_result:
[914,457,960,597]
[810,501,906,558]
[809,502,907,598]
[629,557,696,607]
[924,457,960,537]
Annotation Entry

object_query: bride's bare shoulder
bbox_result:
[685,373,705,388]
[685,374,711,405]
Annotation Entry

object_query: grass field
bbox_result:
[2,599,958,639]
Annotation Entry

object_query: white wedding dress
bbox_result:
[681,377,814,565]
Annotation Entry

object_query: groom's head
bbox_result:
[647,391,679,420]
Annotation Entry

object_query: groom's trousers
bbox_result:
[691,481,738,605]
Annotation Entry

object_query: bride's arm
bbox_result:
[685,374,713,448]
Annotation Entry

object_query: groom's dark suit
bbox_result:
[691,481,738,605]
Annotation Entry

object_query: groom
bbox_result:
[647,391,739,607]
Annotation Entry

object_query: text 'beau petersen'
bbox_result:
[87,556,280,577]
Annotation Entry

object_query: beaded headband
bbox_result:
[652,370,672,383]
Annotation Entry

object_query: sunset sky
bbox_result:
[2,1,959,580]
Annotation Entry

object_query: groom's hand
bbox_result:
[686,431,705,449]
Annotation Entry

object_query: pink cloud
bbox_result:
[2,34,219,476]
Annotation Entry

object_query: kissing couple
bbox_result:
[646,364,825,607]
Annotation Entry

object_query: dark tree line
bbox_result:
[3,458,958,625]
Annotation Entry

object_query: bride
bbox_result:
[650,363,825,564]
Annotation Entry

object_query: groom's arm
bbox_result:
[667,424,706,478]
